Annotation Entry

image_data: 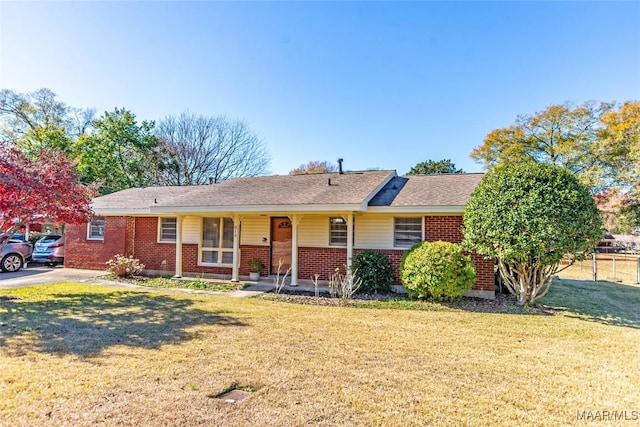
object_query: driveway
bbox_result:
[0,265,106,289]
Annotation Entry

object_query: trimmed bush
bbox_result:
[352,250,393,294]
[106,254,145,278]
[400,241,475,301]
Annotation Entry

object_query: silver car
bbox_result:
[0,236,33,272]
[32,234,65,265]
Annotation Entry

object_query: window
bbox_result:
[159,217,177,242]
[88,217,105,240]
[394,217,422,248]
[201,217,234,265]
[329,217,354,246]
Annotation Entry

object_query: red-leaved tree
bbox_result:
[0,146,95,249]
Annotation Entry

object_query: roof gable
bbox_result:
[368,173,485,208]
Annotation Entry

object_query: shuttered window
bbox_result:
[159,217,177,242]
[394,217,422,248]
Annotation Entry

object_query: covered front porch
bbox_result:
[170,212,356,286]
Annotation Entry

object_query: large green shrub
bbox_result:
[352,250,393,294]
[463,162,602,305]
[400,241,476,301]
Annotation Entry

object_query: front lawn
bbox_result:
[1,280,638,426]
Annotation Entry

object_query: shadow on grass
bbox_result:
[541,279,640,329]
[0,290,245,357]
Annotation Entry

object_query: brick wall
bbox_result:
[64,217,126,270]
[239,245,270,276]
[298,247,348,280]
[424,215,495,292]
[131,217,175,272]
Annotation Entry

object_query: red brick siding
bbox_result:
[132,217,175,271]
[298,247,348,280]
[424,215,495,292]
[64,216,126,270]
[354,248,406,284]
[239,245,270,277]
[296,247,407,283]
[424,215,463,243]
[471,253,496,291]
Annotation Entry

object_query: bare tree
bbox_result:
[289,160,339,175]
[154,112,270,185]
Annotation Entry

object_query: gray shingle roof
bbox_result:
[368,173,485,207]
[91,171,485,214]
[92,170,396,212]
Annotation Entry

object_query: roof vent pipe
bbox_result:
[337,158,344,174]
[208,176,214,185]
[327,178,332,186]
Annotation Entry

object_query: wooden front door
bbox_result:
[271,217,292,274]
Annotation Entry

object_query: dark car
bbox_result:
[32,234,65,265]
[0,235,33,272]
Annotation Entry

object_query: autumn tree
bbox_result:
[471,101,617,190]
[154,112,270,185]
[406,159,464,175]
[0,146,94,251]
[0,88,94,156]
[598,101,640,229]
[289,160,338,175]
[74,108,164,195]
[463,163,602,306]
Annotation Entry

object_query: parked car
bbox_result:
[32,234,65,265]
[0,235,33,272]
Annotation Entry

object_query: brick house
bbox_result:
[65,170,496,298]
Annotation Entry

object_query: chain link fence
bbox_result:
[556,251,640,284]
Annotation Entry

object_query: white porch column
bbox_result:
[174,215,184,278]
[291,214,300,286]
[346,213,354,273]
[231,214,241,282]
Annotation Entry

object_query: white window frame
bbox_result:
[199,217,234,266]
[158,217,177,243]
[87,217,105,241]
[329,217,355,247]
[393,217,423,248]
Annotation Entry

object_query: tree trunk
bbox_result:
[498,259,558,306]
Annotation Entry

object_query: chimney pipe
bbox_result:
[337,158,344,174]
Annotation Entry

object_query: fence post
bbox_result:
[612,255,616,281]
[592,253,597,282]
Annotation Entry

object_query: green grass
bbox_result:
[1,280,639,426]
[541,278,640,328]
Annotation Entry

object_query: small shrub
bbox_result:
[247,257,264,273]
[328,267,362,300]
[400,241,475,301]
[352,250,394,294]
[106,254,145,278]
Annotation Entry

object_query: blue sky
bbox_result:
[1,1,638,175]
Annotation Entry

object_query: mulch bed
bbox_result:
[258,291,559,315]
